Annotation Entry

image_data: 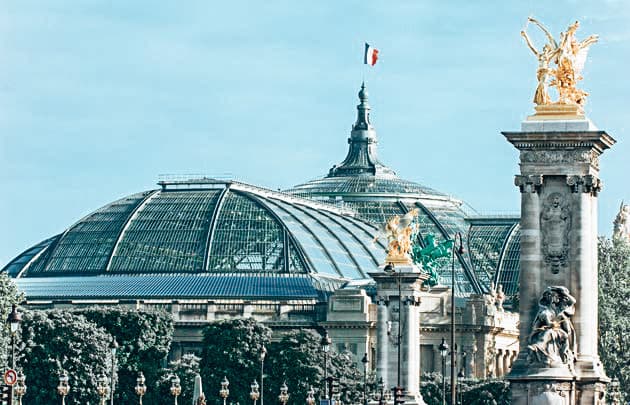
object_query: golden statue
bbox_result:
[374,208,419,264]
[521,17,598,114]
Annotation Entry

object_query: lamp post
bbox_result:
[57,370,70,405]
[306,386,316,405]
[450,232,464,405]
[109,339,118,405]
[320,330,331,400]
[219,376,230,405]
[438,338,449,405]
[96,374,110,405]
[250,380,260,405]
[135,371,147,405]
[376,377,384,405]
[14,371,26,405]
[457,368,465,405]
[277,382,289,405]
[361,353,368,405]
[260,346,266,405]
[170,375,182,405]
[7,304,22,369]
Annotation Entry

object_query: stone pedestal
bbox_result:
[503,117,615,405]
[369,263,429,405]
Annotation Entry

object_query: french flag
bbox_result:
[364,43,379,66]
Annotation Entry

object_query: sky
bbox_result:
[1,1,629,266]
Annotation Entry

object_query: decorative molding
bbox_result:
[515,175,543,193]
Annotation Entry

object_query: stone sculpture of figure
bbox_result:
[613,201,630,242]
[495,284,505,312]
[527,286,577,367]
[374,209,419,263]
[541,193,571,273]
[521,17,560,105]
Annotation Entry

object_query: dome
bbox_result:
[5,179,388,300]
[286,84,521,298]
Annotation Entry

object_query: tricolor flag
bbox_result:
[364,43,379,66]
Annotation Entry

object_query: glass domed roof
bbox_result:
[6,180,386,289]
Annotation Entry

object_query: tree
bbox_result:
[75,306,174,405]
[200,318,272,405]
[0,271,23,368]
[598,236,630,402]
[267,330,362,405]
[156,353,202,405]
[18,309,112,404]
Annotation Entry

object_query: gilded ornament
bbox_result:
[521,17,598,113]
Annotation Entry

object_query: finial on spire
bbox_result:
[359,81,369,103]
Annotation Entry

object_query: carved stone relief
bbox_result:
[541,193,571,273]
[527,286,577,368]
[520,149,599,168]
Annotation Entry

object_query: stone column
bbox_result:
[504,117,615,405]
[370,264,429,405]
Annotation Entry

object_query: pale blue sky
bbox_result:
[1,1,629,266]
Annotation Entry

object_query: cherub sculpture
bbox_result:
[374,209,419,264]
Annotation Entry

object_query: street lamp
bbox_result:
[450,232,464,405]
[96,374,111,405]
[376,377,384,405]
[320,330,331,400]
[361,353,368,405]
[7,304,22,369]
[250,380,260,405]
[109,338,118,405]
[57,370,70,405]
[277,382,289,405]
[438,338,449,405]
[306,386,316,405]
[457,368,465,405]
[219,376,230,405]
[260,346,267,405]
[135,371,147,405]
[14,371,26,405]
[170,375,182,405]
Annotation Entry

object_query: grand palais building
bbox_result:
[3,84,521,379]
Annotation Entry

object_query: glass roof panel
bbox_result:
[267,199,363,279]
[341,200,406,225]
[262,199,341,278]
[207,192,301,273]
[287,175,448,197]
[468,223,515,287]
[37,192,149,274]
[497,225,520,297]
[110,190,220,272]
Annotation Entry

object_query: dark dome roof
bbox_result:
[5,179,385,284]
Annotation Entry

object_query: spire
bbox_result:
[327,83,396,178]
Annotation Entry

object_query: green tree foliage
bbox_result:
[420,374,510,405]
[75,306,174,404]
[0,271,23,368]
[267,330,362,405]
[598,236,630,402]
[200,318,272,404]
[18,309,112,405]
[156,353,201,405]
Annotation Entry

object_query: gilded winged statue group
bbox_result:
[521,17,598,107]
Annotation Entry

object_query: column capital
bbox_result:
[566,174,602,195]
[515,175,543,193]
